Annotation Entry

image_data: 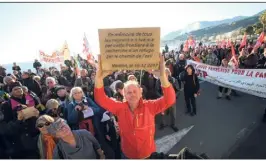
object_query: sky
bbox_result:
[0,3,266,64]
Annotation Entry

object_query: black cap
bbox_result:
[9,81,22,91]
[55,86,65,94]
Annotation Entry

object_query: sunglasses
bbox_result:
[37,122,51,128]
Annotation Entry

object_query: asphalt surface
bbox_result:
[154,81,266,159]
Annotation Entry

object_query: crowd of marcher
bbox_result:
[0,37,265,159]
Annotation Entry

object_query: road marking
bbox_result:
[155,125,194,154]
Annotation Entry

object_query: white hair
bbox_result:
[69,87,84,101]
[45,77,56,86]
[123,80,140,92]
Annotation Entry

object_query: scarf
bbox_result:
[42,134,56,159]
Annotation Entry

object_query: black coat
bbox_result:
[33,61,42,69]
[173,60,187,79]
[257,56,266,69]
[0,95,40,158]
[22,78,42,97]
[183,74,200,96]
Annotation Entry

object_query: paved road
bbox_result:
[154,81,266,159]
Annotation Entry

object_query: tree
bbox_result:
[253,22,263,34]
[245,25,254,36]
[259,11,266,31]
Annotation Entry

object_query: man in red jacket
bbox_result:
[94,54,176,159]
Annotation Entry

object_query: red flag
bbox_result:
[254,32,265,49]
[240,33,247,48]
[226,39,231,48]
[83,33,95,64]
[188,36,196,48]
[230,44,238,68]
[183,40,189,52]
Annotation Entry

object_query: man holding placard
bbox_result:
[94,27,176,159]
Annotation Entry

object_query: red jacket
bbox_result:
[94,85,176,159]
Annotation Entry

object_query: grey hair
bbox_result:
[45,77,56,86]
[69,87,84,101]
[3,76,13,85]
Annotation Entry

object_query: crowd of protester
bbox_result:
[0,52,182,159]
[0,37,264,159]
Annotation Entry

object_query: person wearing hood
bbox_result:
[1,81,41,158]
[47,118,105,159]
[21,71,42,97]
[180,65,200,116]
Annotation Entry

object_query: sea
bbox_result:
[3,61,62,74]
[3,46,180,74]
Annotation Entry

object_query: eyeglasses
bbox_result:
[37,122,51,128]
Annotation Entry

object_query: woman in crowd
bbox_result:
[1,81,40,159]
[46,99,66,120]
[36,115,56,159]
[47,118,105,159]
[180,65,200,116]
[67,87,116,158]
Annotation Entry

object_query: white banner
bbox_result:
[187,60,266,98]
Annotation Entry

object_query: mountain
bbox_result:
[172,12,262,41]
[162,16,247,41]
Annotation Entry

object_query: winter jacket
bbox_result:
[33,61,42,69]
[1,94,40,158]
[257,56,266,69]
[173,60,187,79]
[94,85,175,159]
[205,53,219,66]
[183,74,200,96]
[22,77,42,97]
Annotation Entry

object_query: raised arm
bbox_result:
[94,55,124,115]
[149,55,176,115]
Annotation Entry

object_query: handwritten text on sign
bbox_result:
[187,60,266,98]
[98,27,160,70]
